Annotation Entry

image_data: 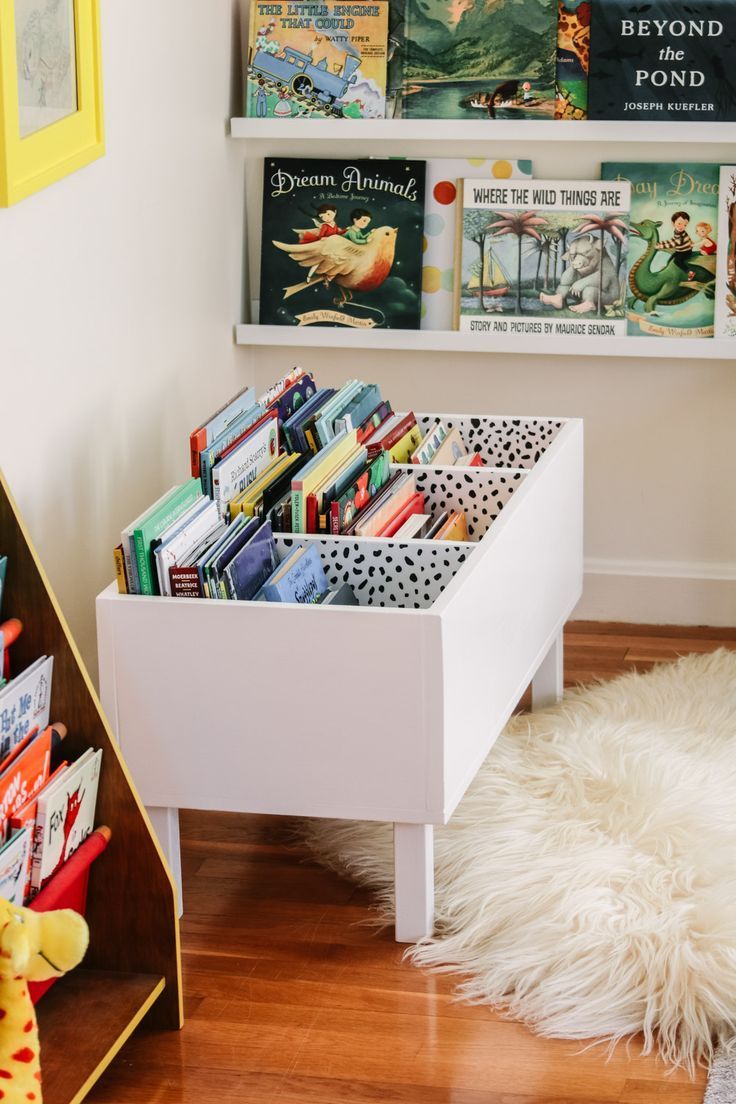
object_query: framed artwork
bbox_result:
[0,0,103,206]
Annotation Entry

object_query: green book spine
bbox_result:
[291,489,303,534]
[134,479,201,596]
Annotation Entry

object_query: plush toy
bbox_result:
[0,897,88,1103]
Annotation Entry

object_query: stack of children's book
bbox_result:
[115,369,480,601]
[0,564,102,906]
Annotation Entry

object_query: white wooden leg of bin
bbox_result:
[394,823,434,943]
[532,629,564,711]
[148,806,183,918]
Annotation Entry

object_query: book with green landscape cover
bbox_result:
[401,0,557,120]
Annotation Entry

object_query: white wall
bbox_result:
[244,135,736,627]
[1,11,734,691]
[0,1,254,678]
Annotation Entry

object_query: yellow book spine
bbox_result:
[390,425,423,464]
[113,546,127,594]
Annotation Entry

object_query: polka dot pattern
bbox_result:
[422,266,441,294]
[423,213,445,237]
[492,160,513,178]
[275,537,471,610]
[433,180,457,206]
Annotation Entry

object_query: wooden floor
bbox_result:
[87,623,736,1104]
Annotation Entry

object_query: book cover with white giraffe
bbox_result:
[453,177,630,340]
[602,162,718,337]
[259,158,426,329]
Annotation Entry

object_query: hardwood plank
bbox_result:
[86,623,731,1104]
[36,970,164,1104]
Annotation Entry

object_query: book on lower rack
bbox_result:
[0,564,103,905]
[115,371,481,601]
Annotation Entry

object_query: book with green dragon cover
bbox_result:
[601,162,719,338]
[401,0,557,120]
[259,157,426,329]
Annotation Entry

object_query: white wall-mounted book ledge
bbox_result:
[235,323,736,360]
[230,118,736,145]
[97,413,583,943]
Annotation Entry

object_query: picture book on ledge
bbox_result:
[259,158,426,329]
[453,177,630,340]
[420,158,534,330]
[601,162,718,338]
[245,0,389,119]
[715,165,736,337]
[400,0,557,120]
[587,0,736,121]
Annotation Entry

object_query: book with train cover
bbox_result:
[245,0,389,119]
[601,162,718,337]
[453,177,631,339]
[259,157,426,329]
[400,0,557,120]
[588,0,736,121]
[715,165,736,337]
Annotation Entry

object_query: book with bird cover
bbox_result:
[453,178,631,341]
[588,0,736,121]
[400,0,557,120]
[601,162,718,337]
[245,0,389,120]
[259,157,426,329]
[715,165,736,338]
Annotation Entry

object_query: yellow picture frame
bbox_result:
[0,0,103,206]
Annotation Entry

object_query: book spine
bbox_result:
[29,808,47,898]
[306,494,319,535]
[122,533,139,594]
[330,500,341,535]
[133,530,152,595]
[190,428,207,478]
[169,566,203,598]
[291,488,303,534]
[113,545,128,594]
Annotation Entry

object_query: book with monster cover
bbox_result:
[259,158,426,329]
[588,0,736,121]
[453,177,630,340]
[401,0,557,120]
[601,162,718,337]
[245,0,389,119]
[715,165,736,338]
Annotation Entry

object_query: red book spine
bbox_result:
[366,413,416,458]
[169,566,203,598]
[306,494,319,534]
[330,500,341,535]
[189,428,207,477]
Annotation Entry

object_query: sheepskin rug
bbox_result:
[302,649,736,1071]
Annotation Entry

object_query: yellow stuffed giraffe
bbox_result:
[0,898,88,1103]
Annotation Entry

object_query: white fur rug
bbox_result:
[302,649,736,1072]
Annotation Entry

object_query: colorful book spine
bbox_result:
[133,479,201,596]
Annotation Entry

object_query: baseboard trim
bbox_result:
[575,559,736,627]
